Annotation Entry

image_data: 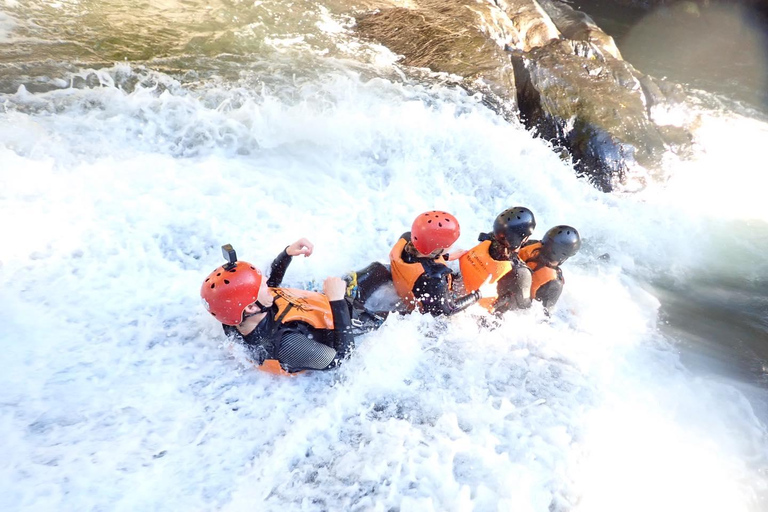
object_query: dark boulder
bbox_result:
[355,0,695,192]
[511,38,675,191]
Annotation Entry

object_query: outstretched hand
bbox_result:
[477,275,498,299]
[286,238,314,257]
[323,276,347,301]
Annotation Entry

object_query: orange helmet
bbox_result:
[411,211,460,255]
[201,258,263,326]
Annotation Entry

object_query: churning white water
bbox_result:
[1,6,768,511]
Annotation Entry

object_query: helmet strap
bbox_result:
[242,300,271,320]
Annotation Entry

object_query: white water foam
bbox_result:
[1,63,767,511]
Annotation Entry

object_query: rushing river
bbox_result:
[1,1,767,511]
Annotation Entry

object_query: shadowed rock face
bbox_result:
[355,0,695,192]
[512,39,668,191]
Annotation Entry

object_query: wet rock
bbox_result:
[537,0,622,58]
[113,65,141,93]
[85,72,101,88]
[355,0,694,192]
[70,75,88,89]
[510,38,670,191]
[70,72,102,89]
[495,0,560,50]
[356,1,521,118]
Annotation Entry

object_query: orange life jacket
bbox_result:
[254,287,335,376]
[389,236,448,311]
[519,243,560,299]
[270,287,335,329]
[459,240,513,310]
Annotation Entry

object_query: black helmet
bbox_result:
[541,225,581,264]
[492,207,536,249]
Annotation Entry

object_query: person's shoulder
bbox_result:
[478,232,493,242]
[421,260,452,279]
[497,262,529,282]
[515,262,532,279]
[391,232,411,252]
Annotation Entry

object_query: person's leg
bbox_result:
[346,299,388,336]
[345,262,392,303]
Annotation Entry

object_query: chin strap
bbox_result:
[242,300,272,320]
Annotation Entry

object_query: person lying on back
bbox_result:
[201,239,378,375]
[519,225,581,312]
[388,210,497,315]
[459,206,536,314]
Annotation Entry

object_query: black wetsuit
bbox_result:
[346,261,393,304]
[476,233,533,314]
[398,232,481,316]
[521,239,564,310]
[223,249,355,372]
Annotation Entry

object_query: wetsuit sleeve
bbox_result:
[328,299,355,360]
[535,279,563,310]
[493,264,533,314]
[222,324,271,364]
[267,248,292,287]
[413,274,481,316]
[448,290,482,314]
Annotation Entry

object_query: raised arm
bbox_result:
[267,238,314,287]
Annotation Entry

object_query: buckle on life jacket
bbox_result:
[350,308,386,336]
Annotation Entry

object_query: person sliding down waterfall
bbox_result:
[366,210,498,315]
[201,239,383,376]
[385,211,499,315]
[459,206,536,314]
[519,225,582,313]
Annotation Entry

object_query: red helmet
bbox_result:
[201,261,263,325]
[411,211,460,255]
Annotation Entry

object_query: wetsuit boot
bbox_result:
[344,262,392,303]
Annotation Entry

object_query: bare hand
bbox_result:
[323,276,347,301]
[286,238,314,257]
[477,275,498,299]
